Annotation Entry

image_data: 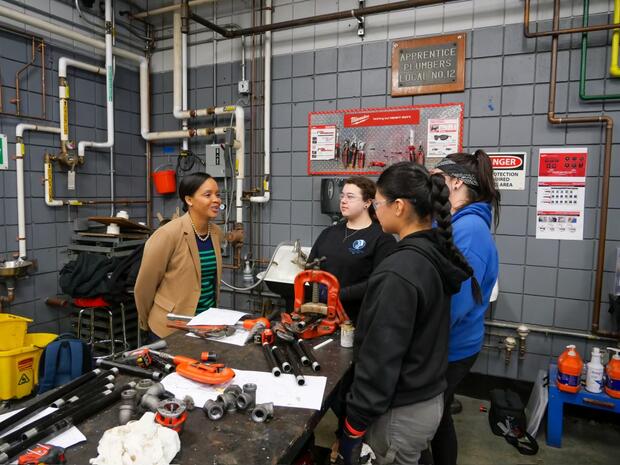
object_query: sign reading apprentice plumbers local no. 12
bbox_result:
[391,33,466,96]
[488,152,527,190]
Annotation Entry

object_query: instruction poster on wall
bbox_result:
[536,147,587,241]
[427,118,459,157]
[489,152,527,190]
[309,125,337,161]
[0,134,7,170]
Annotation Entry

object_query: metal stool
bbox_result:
[75,297,129,356]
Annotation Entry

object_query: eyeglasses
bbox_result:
[371,199,391,209]
[339,193,362,201]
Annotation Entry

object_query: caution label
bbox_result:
[18,373,31,385]
[489,152,527,191]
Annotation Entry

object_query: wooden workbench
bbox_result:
[68,332,353,465]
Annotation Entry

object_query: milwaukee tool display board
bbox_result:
[307,103,464,175]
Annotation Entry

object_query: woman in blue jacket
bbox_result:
[426,150,500,465]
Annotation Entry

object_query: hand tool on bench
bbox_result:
[148,350,235,385]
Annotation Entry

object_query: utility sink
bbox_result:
[0,259,34,278]
[257,244,311,309]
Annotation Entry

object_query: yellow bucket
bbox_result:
[0,333,57,400]
[0,314,32,350]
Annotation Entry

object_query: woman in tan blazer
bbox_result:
[135,172,223,338]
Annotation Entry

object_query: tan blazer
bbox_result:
[134,213,223,337]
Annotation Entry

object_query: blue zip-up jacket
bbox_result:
[449,202,499,362]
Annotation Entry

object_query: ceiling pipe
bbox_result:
[181,0,189,153]
[131,0,215,19]
[191,0,458,38]
[528,0,618,339]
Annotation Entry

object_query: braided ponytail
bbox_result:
[430,174,482,304]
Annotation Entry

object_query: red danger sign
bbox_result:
[488,152,527,191]
[490,155,523,169]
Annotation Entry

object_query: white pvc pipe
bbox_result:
[15,125,61,258]
[58,58,106,154]
[78,0,115,157]
[250,0,272,204]
[182,28,189,152]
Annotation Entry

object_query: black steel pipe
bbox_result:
[191,0,457,38]
[96,359,164,380]
[297,340,321,372]
[286,347,305,386]
[262,343,281,377]
[290,340,310,367]
[0,388,123,464]
[0,387,113,448]
[0,369,104,436]
[271,345,291,373]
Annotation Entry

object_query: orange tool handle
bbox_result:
[241,317,271,330]
[172,354,198,365]
[176,363,235,385]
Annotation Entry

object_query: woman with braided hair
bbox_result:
[423,150,500,465]
[337,162,477,465]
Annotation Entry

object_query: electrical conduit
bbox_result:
[250,0,271,204]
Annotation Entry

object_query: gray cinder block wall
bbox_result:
[148,13,620,382]
[0,28,145,334]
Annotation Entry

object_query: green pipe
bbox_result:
[580,0,620,100]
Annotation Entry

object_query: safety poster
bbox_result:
[489,152,527,191]
[307,103,464,175]
[535,147,587,241]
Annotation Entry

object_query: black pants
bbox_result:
[420,353,478,465]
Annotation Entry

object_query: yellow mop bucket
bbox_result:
[0,333,57,400]
[0,313,32,350]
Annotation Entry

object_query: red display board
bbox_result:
[307,103,464,176]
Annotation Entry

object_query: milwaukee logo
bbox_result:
[350,115,370,125]
[490,155,523,169]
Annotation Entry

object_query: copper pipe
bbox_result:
[0,287,16,311]
[12,37,37,116]
[541,0,617,338]
[524,0,620,38]
[45,297,68,307]
[192,0,456,38]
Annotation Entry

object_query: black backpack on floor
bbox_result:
[488,389,539,456]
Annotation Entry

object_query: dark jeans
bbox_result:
[420,353,478,465]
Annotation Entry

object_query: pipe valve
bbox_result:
[504,336,517,366]
[516,325,530,359]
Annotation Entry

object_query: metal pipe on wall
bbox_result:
[523,0,620,37]
[485,320,618,342]
[191,0,458,38]
[131,0,215,19]
[526,0,618,339]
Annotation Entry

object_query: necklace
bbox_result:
[191,219,211,242]
[343,227,362,243]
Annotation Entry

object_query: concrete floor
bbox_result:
[314,395,618,465]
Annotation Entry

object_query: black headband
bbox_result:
[435,158,479,187]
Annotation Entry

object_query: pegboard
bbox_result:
[307,103,464,176]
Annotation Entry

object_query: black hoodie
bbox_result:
[345,229,469,432]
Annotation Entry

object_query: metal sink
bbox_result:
[0,259,34,278]
[257,244,311,308]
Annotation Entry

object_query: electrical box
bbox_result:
[0,134,7,170]
[205,144,227,178]
[238,80,250,95]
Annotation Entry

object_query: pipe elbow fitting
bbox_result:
[251,402,274,423]
[203,399,225,421]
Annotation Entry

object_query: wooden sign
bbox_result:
[391,33,466,96]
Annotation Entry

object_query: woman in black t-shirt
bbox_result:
[308,176,396,324]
